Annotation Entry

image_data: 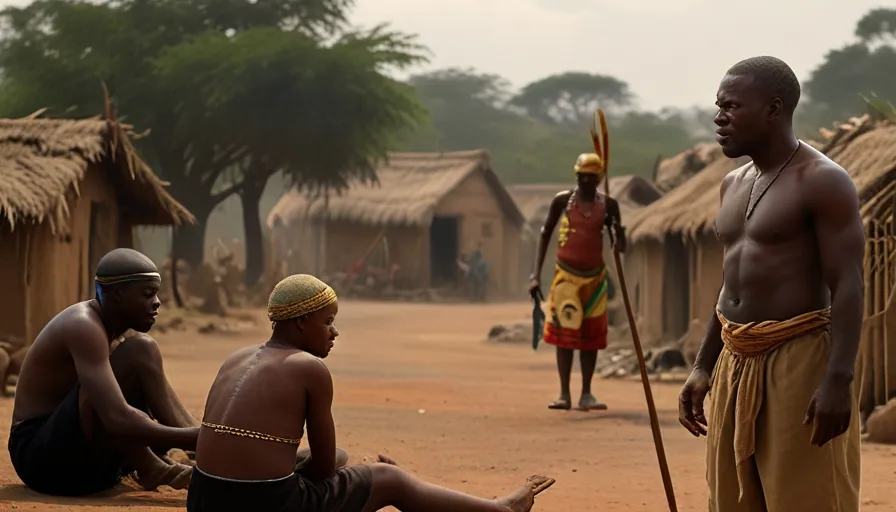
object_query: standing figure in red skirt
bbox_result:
[529,152,626,411]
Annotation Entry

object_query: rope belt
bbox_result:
[201,421,302,445]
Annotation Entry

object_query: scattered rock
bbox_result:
[486,323,530,345]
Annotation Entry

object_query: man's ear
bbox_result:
[768,97,784,120]
[294,316,305,331]
[110,284,125,303]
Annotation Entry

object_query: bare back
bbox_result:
[714,144,858,323]
[196,344,323,479]
[12,302,106,423]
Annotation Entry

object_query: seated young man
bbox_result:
[188,274,555,512]
[8,248,197,496]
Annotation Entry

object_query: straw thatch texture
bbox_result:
[267,150,524,228]
[653,142,719,192]
[629,117,896,242]
[0,117,193,233]
[628,152,748,242]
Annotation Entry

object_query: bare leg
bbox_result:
[294,447,349,475]
[109,334,198,428]
[548,347,573,410]
[361,463,554,512]
[78,334,194,490]
[578,350,606,411]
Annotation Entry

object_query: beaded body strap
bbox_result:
[201,421,302,445]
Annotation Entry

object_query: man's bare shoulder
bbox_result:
[39,301,106,344]
[801,150,856,204]
[284,353,332,392]
[552,190,573,203]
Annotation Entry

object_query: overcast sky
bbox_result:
[0,0,887,110]
[352,0,888,110]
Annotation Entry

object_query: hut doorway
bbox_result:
[662,234,690,340]
[430,215,459,285]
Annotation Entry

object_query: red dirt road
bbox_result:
[0,301,893,511]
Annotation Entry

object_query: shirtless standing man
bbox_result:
[678,56,863,511]
[8,248,197,496]
[529,152,625,411]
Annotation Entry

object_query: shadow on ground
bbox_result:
[0,482,185,508]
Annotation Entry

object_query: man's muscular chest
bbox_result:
[715,169,807,246]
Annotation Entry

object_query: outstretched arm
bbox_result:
[67,321,198,449]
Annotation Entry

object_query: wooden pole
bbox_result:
[592,110,678,512]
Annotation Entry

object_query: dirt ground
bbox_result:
[0,300,894,511]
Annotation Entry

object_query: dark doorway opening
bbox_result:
[429,216,459,285]
[662,234,690,340]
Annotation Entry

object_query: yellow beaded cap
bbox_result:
[267,274,337,322]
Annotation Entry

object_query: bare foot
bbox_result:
[376,454,398,466]
[136,462,193,491]
[496,475,555,512]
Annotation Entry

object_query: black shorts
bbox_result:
[187,465,373,512]
[7,386,132,496]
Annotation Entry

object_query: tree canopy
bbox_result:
[0,0,427,275]
[804,8,896,122]
[400,68,697,183]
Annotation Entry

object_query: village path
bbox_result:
[0,301,893,512]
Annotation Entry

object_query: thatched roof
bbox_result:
[509,175,661,227]
[0,116,193,233]
[267,150,524,229]
[653,142,719,193]
[629,115,896,242]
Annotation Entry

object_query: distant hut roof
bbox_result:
[0,117,193,233]
[267,150,524,229]
[629,114,896,242]
[653,142,720,192]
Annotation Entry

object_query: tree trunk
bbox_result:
[241,176,266,287]
[171,197,215,269]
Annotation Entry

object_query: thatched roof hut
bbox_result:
[268,150,523,228]
[0,116,192,346]
[0,117,192,232]
[652,142,719,193]
[267,150,526,296]
[629,115,896,243]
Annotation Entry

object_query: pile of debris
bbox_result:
[487,315,703,382]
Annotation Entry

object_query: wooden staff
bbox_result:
[591,109,678,512]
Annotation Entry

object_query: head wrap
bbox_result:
[94,248,161,304]
[574,153,605,179]
[268,274,338,323]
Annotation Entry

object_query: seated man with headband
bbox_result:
[188,274,554,512]
[9,248,197,496]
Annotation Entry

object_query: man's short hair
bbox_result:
[726,56,801,116]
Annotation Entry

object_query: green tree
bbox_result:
[509,72,634,125]
[804,8,896,120]
[401,68,696,184]
[0,0,426,277]
[155,25,425,283]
